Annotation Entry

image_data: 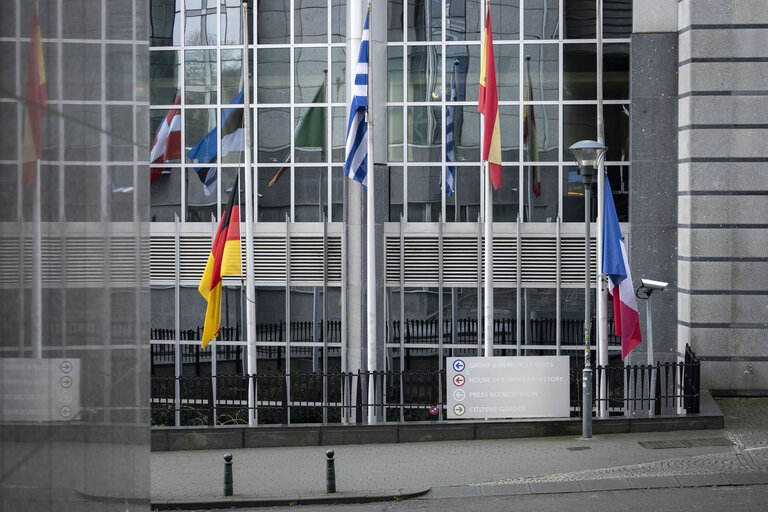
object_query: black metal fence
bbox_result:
[151,346,701,427]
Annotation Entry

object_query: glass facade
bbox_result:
[148,0,631,423]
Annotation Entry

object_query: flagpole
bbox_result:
[481,0,493,358]
[242,0,258,427]
[596,0,609,419]
[365,1,377,425]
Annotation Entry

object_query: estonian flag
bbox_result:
[198,175,242,348]
[187,89,245,196]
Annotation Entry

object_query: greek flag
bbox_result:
[445,70,457,197]
[344,9,369,188]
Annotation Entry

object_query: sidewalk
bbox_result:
[151,397,768,509]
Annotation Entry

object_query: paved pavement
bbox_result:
[151,397,768,509]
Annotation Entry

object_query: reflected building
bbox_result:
[0,0,150,510]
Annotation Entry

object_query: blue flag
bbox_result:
[187,89,245,196]
[344,9,369,188]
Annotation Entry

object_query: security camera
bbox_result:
[641,279,668,291]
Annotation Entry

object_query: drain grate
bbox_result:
[638,438,734,449]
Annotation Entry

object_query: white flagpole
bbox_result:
[365,1,376,425]
[596,0,609,418]
[242,0,258,427]
[481,0,493,358]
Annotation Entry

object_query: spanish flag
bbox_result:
[478,5,501,190]
[22,2,47,188]
[198,176,242,348]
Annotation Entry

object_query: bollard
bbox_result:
[223,453,233,496]
[325,449,336,493]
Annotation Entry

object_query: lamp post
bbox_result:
[568,140,607,439]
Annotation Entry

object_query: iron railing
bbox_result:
[151,346,701,427]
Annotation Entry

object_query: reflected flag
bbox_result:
[524,58,540,197]
[344,9,369,188]
[602,176,642,360]
[150,96,181,184]
[478,7,501,190]
[22,2,47,188]
[187,89,245,196]
[198,175,242,348]
[445,65,457,197]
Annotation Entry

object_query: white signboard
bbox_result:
[1,358,80,422]
[447,356,570,419]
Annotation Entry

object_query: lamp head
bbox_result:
[568,140,607,171]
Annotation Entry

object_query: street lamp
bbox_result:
[569,140,607,439]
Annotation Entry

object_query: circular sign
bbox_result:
[60,406,72,418]
[453,404,466,416]
[429,406,439,415]
[60,390,73,404]
[452,359,466,372]
[60,361,72,374]
[452,374,466,387]
[60,376,72,388]
[453,389,466,401]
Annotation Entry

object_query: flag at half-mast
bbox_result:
[198,176,242,348]
[524,58,540,197]
[150,96,181,184]
[478,6,501,190]
[344,8,369,188]
[22,2,47,188]
[445,64,457,197]
[602,176,642,360]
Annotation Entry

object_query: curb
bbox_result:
[150,487,430,510]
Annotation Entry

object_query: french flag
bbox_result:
[602,176,642,360]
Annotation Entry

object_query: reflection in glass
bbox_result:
[388,0,404,41]
[108,105,134,161]
[258,167,290,221]
[408,0,442,41]
[604,43,629,99]
[446,0,482,41]
[150,0,181,46]
[331,0,346,42]
[185,0,217,45]
[388,166,404,221]
[295,0,327,43]
[185,50,217,104]
[295,47,327,102]
[63,43,101,101]
[561,286,595,346]
[294,167,328,221]
[407,166,441,222]
[522,44,559,101]
[450,107,479,163]
[257,48,290,103]
[448,45,480,101]
[605,104,629,161]
[332,107,346,162]
[562,165,596,222]
[257,108,290,163]
[523,165,558,222]
[257,0,290,44]
[529,104,558,162]
[499,105,519,161]
[521,288,556,355]
[564,0,595,39]
[488,0,520,41]
[563,104,596,154]
[401,288,441,370]
[150,168,181,221]
[107,44,134,101]
[294,106,327,163]
[492,166,520,222]
[221,49,243,102]
[388,46,403,102]
[496,44,519,102]
[331,166,344,221]
[186,167,217,222]
[331,47,346,103]
[407,46,442,102]
[446,165,481,222]
[220,0,245,45]
[185,108,216,162]
[605,165,629,222]
[563,43,596,100]
[441,288,480,356]
[407,106,441,162]
[524,0,558,40]
[388,107,404,161]
[150,50,180,105]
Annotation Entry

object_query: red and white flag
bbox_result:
[150,96,181,183]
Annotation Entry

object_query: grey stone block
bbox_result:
[166,429,243,451]
[479,483,531,496]
[529,481,582,494]
[320,426,398,445]
[631,34,678,98]
[633,0,677,33]
[398,424,475,443]
[578,478,630,491]
[725,472,768,485]
[627,476,680,489]
[430,485,482,499]
[244,428,320,448]
[676,473,730,487]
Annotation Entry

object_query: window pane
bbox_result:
[294,106,327,163]
[496,44,519,102]
[257,48,290,103]
[446,0,482,41]
[185,0,217,45]
[331,0,346,42]
[488,0,520,41]
[388,166,404,221]
[150,0,181,46]
[388,0,404,42]
[563,43,596,100]
[493,288,517,355]
[331,106,346,162]
[407,46,442,102]
[562,165,596,222]
[185,167,217,222]
[257,107,290,163]
[150,168,181,221]
[523,44,559,101]
[523,165,558,222]
[445,165,481,222]
[407,106,441,162]
[564,0,595,39]
[221,49,243,102]
[151,51,180,105]
[258,167,290,221]
[606,165,629,222]
[407,166,441,222]
[220,0,246,45]
[528,104,558,161]
[257,0,289,44]
[331,166,344,221]
[388,46,404,102]
[184,50,217,105]
[604,43,629,99]
[185,107,215,163]
[388,107,404,161]
[499,105,519,161]
[450,106,480,163]
[521,288,557,354]
[295,47,327,103]
[563,104,596,154]
[331,47,347,103]
[604,104,629,161]
[408,0,442,41]
[492,166,520,222]
[295,0,327,43]
[294,167,328,221]
[524,0,559,40]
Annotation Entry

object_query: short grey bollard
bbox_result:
[325,449,336,493]
[223,453,233,496]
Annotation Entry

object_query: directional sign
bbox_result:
[452,374,466,387]
[60,360,73,374]
[452,359,466,372]
[453,389,466,401]
[453,404,466,416]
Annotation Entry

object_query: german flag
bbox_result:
[22,2,47,188]
[198,176,242,348]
